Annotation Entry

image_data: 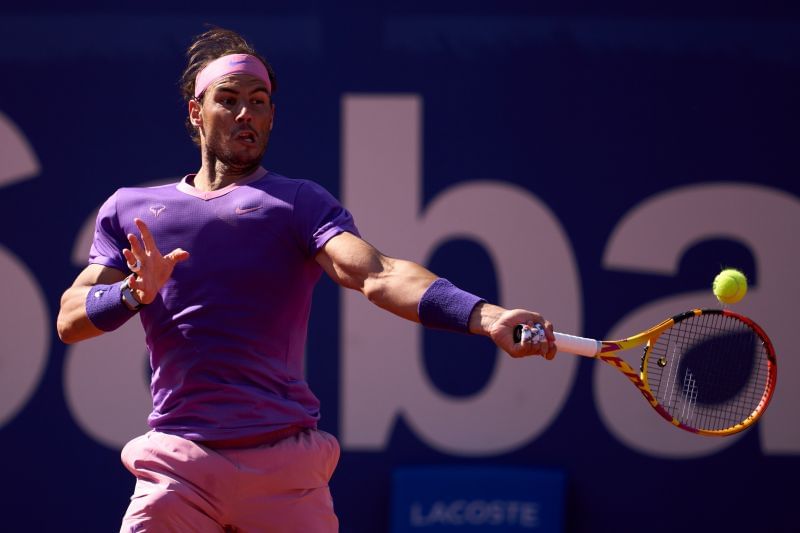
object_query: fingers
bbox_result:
[507,313,557,360]
[128,221,190,266]
[122,248,140,273]
[541,320,557,360]
[134,218,162,256]
[120,220,190,305]
[127,231,145,260]
[164,248,191,264]
[543,336,557,360]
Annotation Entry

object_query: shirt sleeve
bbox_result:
[293,180,360,256]
[88,191,129,271]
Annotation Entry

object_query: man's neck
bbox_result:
[193,155,261,191]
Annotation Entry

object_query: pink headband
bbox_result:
[194,53,271,98]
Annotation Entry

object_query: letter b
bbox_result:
[340,95,582,455]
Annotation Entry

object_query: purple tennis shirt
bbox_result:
[89,167,359,440]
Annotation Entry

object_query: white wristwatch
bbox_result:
[120,276,144,311]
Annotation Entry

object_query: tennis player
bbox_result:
[56,27,556,533]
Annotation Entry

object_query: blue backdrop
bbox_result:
[1,4,798,532]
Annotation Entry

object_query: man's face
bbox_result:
[190,74,275,168]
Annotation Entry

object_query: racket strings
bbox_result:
[645,312,771,432]
[685,314,769,429]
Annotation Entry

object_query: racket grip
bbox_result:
[553,332,601,357]
[513,325,600,357]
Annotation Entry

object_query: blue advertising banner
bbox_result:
[392,467,565,532]
[0,4,798,532]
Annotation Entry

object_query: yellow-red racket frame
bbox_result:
[594,308,777,436]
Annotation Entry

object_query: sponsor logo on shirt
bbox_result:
[235,206,261,215]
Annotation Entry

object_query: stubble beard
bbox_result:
[205,132,270,174]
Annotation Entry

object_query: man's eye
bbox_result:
[222,98,236,106]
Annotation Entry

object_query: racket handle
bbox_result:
[513,325,600,357]
[553,332,601,357]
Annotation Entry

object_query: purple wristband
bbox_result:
[418,278,486,334]
[85,282,137,332]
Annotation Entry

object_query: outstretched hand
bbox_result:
[121,218,190,305]
[476,304,557,360]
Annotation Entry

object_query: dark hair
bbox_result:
[180,27,277,145]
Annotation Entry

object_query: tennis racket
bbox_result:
[514,308,776,436]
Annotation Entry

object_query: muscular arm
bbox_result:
[315,232,437,323]
[316,232,556,358]
[56,264,127,344]
[57,218,189,345]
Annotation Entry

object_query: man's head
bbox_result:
[181,28,277,168]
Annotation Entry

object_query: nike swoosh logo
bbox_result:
[229,59,249,66]
[235,206,261,215]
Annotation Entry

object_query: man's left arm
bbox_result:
[315,232,556,359]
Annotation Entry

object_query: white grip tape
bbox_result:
[554,332,601,357]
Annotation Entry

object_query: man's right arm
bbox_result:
[58,218,190,345]
[56,264,128,344]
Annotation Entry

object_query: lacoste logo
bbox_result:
[235,206,261,215]
[150,205,166,217]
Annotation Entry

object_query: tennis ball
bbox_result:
[712,268,748,304]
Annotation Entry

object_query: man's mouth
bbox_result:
[236,131,257,144]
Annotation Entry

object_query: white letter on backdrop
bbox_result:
[340,94,581,456]
[597,183,799,457]
[0,113,49,430]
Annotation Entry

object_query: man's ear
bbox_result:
[188,98,203,127]
[269,103,276,131]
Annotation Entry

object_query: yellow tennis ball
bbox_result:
[712,269,748,304]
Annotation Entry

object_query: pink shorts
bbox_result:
[119,428,340,532]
